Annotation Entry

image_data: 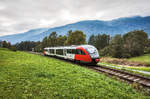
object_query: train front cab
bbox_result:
[75,47,92,63]
[84,45,100,64]
[75,46,100,64]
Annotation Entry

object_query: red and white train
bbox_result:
[43,45,100,64]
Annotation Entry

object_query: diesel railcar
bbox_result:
[43,45,100,64]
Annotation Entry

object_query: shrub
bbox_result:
[99,46,111,57]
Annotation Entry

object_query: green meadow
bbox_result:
[128,54,150,65]
[0,48,149,98]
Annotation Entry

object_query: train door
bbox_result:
[66,49,74,60]
[64,49,67,59]
[45,49,50,55]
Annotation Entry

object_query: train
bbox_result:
[43,45,100,64]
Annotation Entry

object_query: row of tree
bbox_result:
[1,30,150,58]
[15,41,40,51]
[1,30,86,52]
[34,30,86,52]
[88,34,110,50]
[0,40,16,51]
[0,40,11,48]
[95,30,150,58]
[41,30,86,47]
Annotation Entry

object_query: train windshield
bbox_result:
[85,46,97,53]
[84,46,99,58]
[86,48,95,54]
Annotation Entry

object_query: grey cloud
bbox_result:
[0,0,150,36]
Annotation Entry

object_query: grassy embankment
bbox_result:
[0,48,149,98]
[99,54,150,77]
[128,54,150,65]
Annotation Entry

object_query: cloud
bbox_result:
[0,0,150,36]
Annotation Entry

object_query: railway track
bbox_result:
[87,65,150,88]
[29,51,150,88]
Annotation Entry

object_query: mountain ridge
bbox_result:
[0,16,150,44]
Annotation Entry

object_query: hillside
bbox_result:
[0,48,148,98]
[0,16,150,44]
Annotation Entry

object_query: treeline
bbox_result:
[34,30,86,52]
[0,30,150,58]
[15,41,41,51]
[0,40,16,51]
[88,30,150,58]
[0,30,86,52]
[0,40,40,51]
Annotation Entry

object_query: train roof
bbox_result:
[44,45,96,49]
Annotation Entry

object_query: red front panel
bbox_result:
[75,47,92,62]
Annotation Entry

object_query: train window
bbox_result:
[50,49,54,54]
[67,49,72,54]
[67,49,76,54]
[52,49,55,54]
[56,49,63,55]
[56,50,58,54]
[72,49,76,54]
[49,49,51,53]
[81,50,86,55]
[76,49,86,55]
[51,49,54,54]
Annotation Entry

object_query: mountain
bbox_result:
[0,16,150,44]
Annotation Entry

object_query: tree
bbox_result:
[34,43,42,52]
[15,41,40,51]
[2,41,10,48]
[42,37,48,48]
[99,46,111,56]
[88,34,110,50]
[88,35,96,46]
[0,40,2,47]
[110,35,124,58]
[123,30,148,57]
[96,34,110,50]
[65,30,86,45]
[144,37,150,54]
[57,35,67,46]
[147,39,150,47]
[48,32,58,47]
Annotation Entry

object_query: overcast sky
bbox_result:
[0,0,150,36]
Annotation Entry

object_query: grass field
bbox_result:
[128,54,150,65]
[0,48,149,98]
